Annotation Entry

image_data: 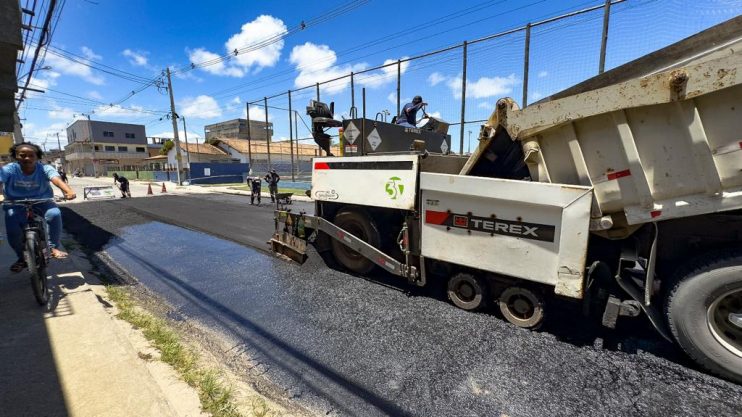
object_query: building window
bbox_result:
[94,145,101,151]
[136,147,146,153]
[125,133,136,139]
[103,131,114,137]
[105,145,115,152]
[118,146,128,152]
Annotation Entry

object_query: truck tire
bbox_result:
[665,249,742,384]
[331,209,381,275]
[447,273,487,311]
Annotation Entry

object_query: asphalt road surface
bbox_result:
[61,194,742,417]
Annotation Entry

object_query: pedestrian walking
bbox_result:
[264,169,280,203]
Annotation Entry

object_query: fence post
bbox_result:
[598,0,611,74]
[264,97,271,167]
[362,88,366,155]
[316,83,320,102]
[459,41,468,155]
[522,23,532,108]
[294,113,299,178]
[350,71,355,112]
[288,90,295,182]
[245,102,253,166]
[396,59,401,117]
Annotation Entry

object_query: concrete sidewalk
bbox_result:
[0,222,205,416]
[73,176,313,203]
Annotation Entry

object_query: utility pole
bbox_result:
[165,67,183,185]
[55,132,64,168]
[82,113,98,177]
[182,116,191,173]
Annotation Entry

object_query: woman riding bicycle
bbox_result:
[0,142,76,272]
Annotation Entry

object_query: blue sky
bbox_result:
[18,0,742,153]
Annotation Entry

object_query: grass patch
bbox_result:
[106,286,247,417]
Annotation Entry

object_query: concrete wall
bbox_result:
[67,120,147,145]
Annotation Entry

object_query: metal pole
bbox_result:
[362,88,366,155]
[598,0,611,74]
[85,114,97,177]
[245,102,253,166]
[288,90,295,182]
[459,41,468,155]
[396,59,401,117]
[182,116,191,173]
[522,23,532,108]
[264,96,271,167]
[294,112,299,179]
[56,132,64,167]
[316,83,320,102]
[166,67,183,185]
[350,72,355,111]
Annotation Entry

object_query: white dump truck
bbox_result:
[271,17,742,383]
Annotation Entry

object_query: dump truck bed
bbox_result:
[467,17,742,227]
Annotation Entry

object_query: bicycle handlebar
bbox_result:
[2,197,64,205]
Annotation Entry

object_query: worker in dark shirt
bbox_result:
[250,176,262,205]
[264,169,280,203]
[395,95,427,128]
[112,173,131,198]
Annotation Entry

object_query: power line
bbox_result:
[17,0,57,107]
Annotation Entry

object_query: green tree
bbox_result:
[159,139,174,155]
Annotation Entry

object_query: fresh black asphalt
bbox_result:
[62,194,742,416]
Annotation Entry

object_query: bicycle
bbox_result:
[3,197,64,305]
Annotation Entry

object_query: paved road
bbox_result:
[61,194,742,417]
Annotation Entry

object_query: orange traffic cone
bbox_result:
[147,183,153,195]
[161,182,167,193]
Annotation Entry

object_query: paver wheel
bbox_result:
[331,209,381,275]
[447,273,487,311]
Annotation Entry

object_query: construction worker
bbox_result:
[395,95,428,128]
[250,176,262,205]
[112,173,131,198]
[264,169,280,203]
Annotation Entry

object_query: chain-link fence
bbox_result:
[239,0,741,180]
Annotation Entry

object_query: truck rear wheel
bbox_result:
[331,209,381,275]
[447,273,487,311]
[666,250,742,384]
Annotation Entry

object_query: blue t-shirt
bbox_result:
[396,102,422,125]
[0,162,59,200]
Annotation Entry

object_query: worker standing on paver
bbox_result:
[112,173,131,198]
[264,169,280,203]
[395,95,428,128]
[250,175,262,205]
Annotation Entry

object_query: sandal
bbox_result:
[10,259,26,273]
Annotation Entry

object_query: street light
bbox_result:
[17,65,52,82]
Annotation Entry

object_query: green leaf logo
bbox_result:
[385,176,404,200]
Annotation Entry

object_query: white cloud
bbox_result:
[189,15,287,78]
[538,71,548,78]
[447,74,519,99]
[93,104,147,118]
[230,96,241,104]
[426,111,442,119]
[387,92,396,104]
[356,57,409,89]
[529,91,544,102]
[289,42,363,94]
[187,48,244,77]
[88,91,103,100]
[428,72,446,86]
[48,104,75,120]
[45,46,105,85]
[243,105,271,121]
[122,49,149,67]
[478,102,494,109]
[224,96,243,113]
[24,71,60,99]
[227,15,286,69]
[21,122,69,146]
[179,95,222,119]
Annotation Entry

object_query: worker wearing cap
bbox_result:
[395,95,428,128]
[264,169,280,203]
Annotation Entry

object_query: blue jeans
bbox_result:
[3,202,61,260]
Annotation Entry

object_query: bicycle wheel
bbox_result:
[24,231,49,305]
